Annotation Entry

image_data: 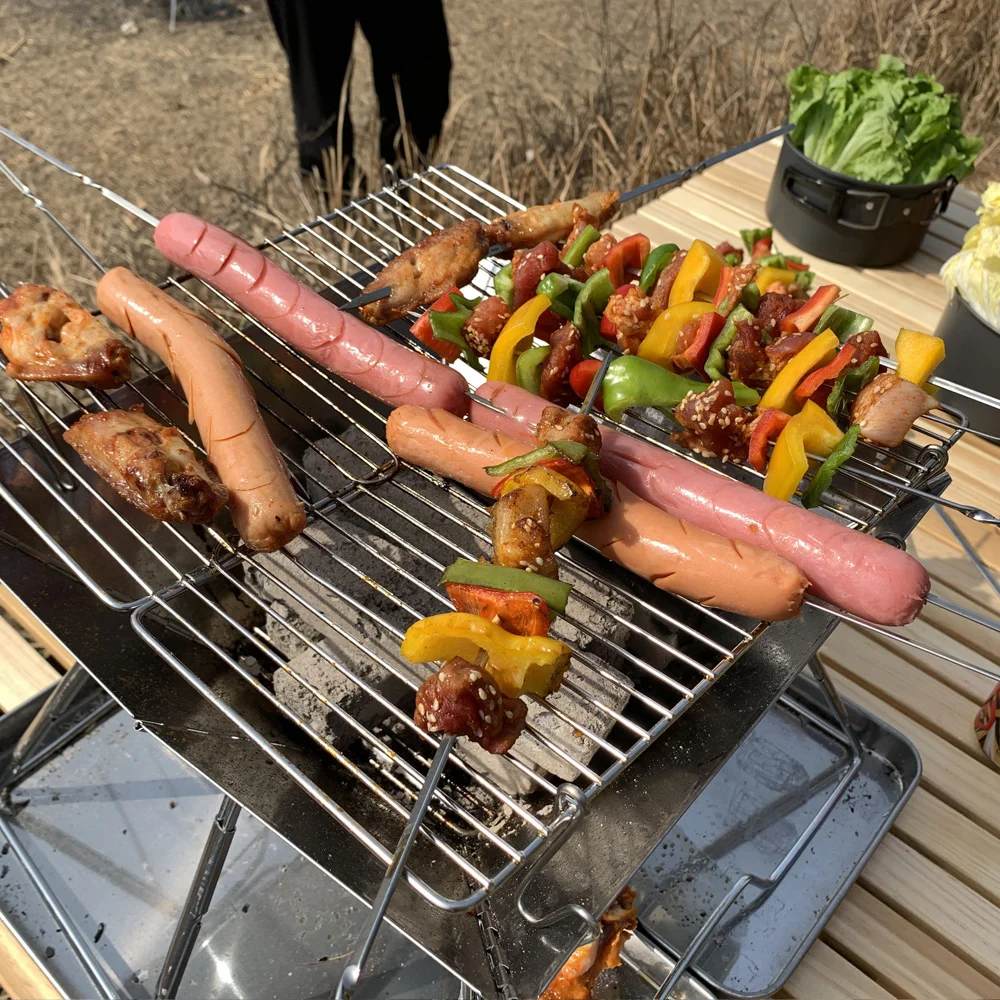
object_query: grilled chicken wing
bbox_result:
[64,407,228,523]
[490,483,558,578]
[485,190,620,250]
[0,284,131,388]
[359,220,491,326]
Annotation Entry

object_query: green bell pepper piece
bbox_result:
[794,270,814,292]
[754,252,804,269]
[740,281,761,312]
[428,293,484,372]
[515,344,551,396]
[573,267,616,356]
[827,356,880,419]
[560,224,601,267]
[601,355,759,422]
[484,440,593,479]
[815,303,874,343]
[638,243,680,294]
[493,262,514,308]
[801,425,860,509]
[704,304,753,382]
[440,559,573,614]
[724,252,741,265]
[740,226,772,254]
[536,272,585,320]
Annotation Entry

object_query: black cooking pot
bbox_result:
[766,136,957,268]
[933,292,1000,438]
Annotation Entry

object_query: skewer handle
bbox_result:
[335,733,457,1000]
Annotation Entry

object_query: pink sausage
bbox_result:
[154,213,468,415]
[468,381,930,626]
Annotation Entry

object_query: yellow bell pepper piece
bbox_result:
[759,329,839,414]
[487,294,552,384]
[400,612,571,698]
[668,240,727,306]
[637,300,716,367]
[498,466,590,548]
[763,401,845,502]
[755,266,798,293]
[895,328,945,386]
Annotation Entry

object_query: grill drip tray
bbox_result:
[0,674,918,999]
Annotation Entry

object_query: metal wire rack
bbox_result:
[0,156,992,949]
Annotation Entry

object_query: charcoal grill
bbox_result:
[0,147,997,1000]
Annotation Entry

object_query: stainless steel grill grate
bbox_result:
[0,161,978,920]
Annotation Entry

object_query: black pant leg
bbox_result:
[266,0,357,176]
[358,1,452,163]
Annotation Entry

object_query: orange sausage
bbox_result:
[386,405,808,621]
[96,267,305,552]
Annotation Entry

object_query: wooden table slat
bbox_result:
[0,920,60,1000]
[0,614,60,713]
[779,937,894,1000]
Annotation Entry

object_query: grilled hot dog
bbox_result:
[468,382,930,626]
[386,405,808,622]
[154,213,468,415]
[96,267,306,552]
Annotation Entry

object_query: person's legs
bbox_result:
[358,1,452,164]
[266,0,356,178]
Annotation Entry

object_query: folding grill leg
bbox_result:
[649,661,865,1000]
[0,663,92,799]
[335,733,456,1000]
[155,795,242,999]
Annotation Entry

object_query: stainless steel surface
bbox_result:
[634,670,921,998]
[0,152,972,996]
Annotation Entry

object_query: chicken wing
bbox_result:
[0,284,131,388]
[485,190,620,250]
[359,219,491,326]
[64,407,228,523]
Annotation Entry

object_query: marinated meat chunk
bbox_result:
[511,241,565,310]
[755,292,801,335]
[490,483,559,578]
[765,330,817,376]
[360,220,490,325]
[845,329,889,369]
[414,656,527,754]
[673,378,750,463]
[0,284,131,388]
[726,320,770,388]
[63,406,228,523]
[649,249,687,313]
[851,372,935,448]
[671,317,704,372]
[463,295,511,356]
[582,233,616,276]
[603,285,655,355]
[535,406,602,454]
[539,323,583,404]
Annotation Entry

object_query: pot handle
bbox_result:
[782,166,844,218]
[937,175,958,218]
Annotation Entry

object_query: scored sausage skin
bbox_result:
[96,267,305,552]
[467,381,930,626]
[153,213,469,415]
[386,405,808,622]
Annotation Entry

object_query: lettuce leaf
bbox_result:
[787,56,982,185]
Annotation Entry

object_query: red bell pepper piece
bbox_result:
[410,286,463,363]
[751,237,772,260]
[786,260,809,272]
[712,265,734,311]
[792,342,856,405]
[598,284,635,340]
[444,582,551,637]
[604,234,651,288]
[673,311,725,377]
[569,358,603,403]
[748,408,792,472]
[779,284,841,334]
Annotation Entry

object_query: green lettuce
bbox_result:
[787,55,982,185]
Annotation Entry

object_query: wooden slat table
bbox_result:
[612,139,1000,1000]
[1,141,998,998]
